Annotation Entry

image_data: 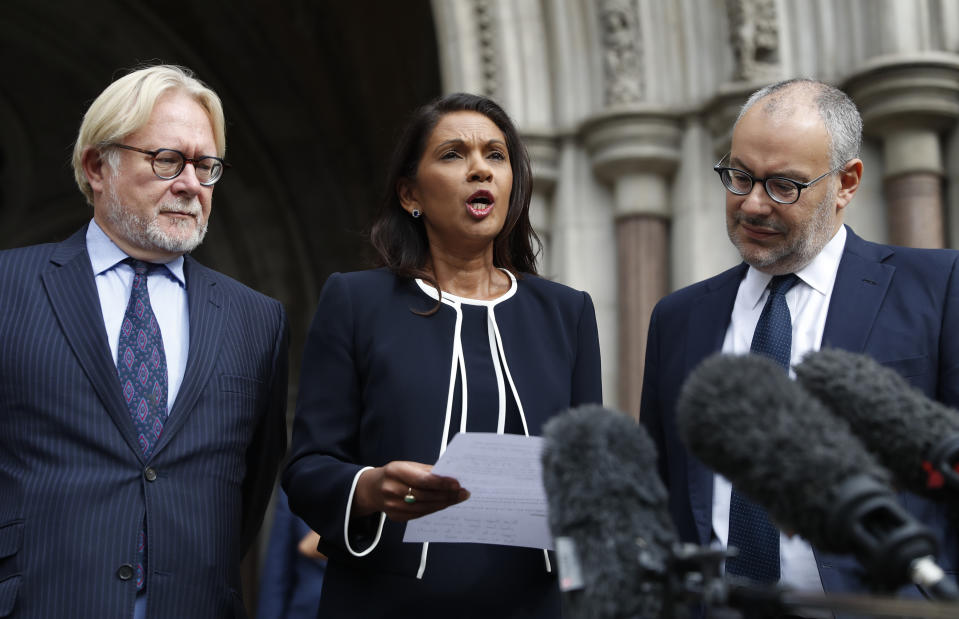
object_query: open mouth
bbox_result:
[466,190,494,218]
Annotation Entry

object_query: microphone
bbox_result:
[541,404,677,619]
[676,353,956,598]
[795,348,959,511]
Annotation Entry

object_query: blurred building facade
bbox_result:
[433,0,959,415]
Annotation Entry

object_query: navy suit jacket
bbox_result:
[0,226,289,618]
[284,268,602,618]
[640,226,959,596]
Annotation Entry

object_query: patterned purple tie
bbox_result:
[116,258,168,591]
[726,273,799,584]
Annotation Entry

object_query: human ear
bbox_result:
[397,178,421,216]
[81,147,108,194]
[835,158,863,212]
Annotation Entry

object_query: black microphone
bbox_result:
[795,348,959,512]
[676,353,956,598]
[542,404,678,619]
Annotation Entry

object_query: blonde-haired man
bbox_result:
[0,65,288,618]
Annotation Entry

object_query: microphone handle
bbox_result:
[911,556,959,601]
[829,475,942,590]
[780,590,959,618]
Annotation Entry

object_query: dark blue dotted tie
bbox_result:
[117,258,168,591]
[726,273,799,584]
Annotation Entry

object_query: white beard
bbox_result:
[105,181,208,255]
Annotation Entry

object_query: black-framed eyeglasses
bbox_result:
[107,143,228,186]
[713,153,842,205]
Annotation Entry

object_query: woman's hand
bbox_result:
[297,530,327,560]
[352,461,469,522]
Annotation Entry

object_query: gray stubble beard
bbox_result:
[727,187,837,275]
[104,170,209,256]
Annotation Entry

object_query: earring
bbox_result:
[411,209,421,218]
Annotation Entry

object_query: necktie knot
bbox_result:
[125,258,160,277]
[768,273,799,297]
[751,273,798,372]
[129,259,148,276]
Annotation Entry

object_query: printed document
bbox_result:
[403,432,553,549]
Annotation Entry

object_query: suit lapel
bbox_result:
[684,264,747,545]
[684,266,746,370]
[152,257,225,455]
[41,227,146,459]
[675,230,889,546]
[821,228,894,353]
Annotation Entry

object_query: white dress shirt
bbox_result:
[713,225,847,598]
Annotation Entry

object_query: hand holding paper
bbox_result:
[353,460,468,521]
[403,432,553,549]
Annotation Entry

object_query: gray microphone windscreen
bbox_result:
[542,404,677,619]
[676,353,892,552]
[796,348,959,510]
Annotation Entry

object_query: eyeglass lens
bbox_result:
[152,149,223,185]
[720,168,800,204]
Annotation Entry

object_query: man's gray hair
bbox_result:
[736,78,862,170]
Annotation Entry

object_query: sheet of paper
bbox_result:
[403,432,553,550]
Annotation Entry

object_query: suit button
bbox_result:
[117,564,135,580]
[144,467,157,482]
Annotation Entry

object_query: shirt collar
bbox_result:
[86,218,186,286]
[742,224,847,310]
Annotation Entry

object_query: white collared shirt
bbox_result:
[86,219,190,413]
[713,225,847,596]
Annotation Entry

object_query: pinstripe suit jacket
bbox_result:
[0,225,289,618]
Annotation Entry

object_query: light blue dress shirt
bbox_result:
[85,219,190,619]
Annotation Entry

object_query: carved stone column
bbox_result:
[582,110,680,418]
[725,0,780,83]
[523,131,559,276]
[845,55,959,248]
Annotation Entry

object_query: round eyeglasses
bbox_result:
[714,153,843,205]
[107,143,228,186]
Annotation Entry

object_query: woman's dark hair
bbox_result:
[370,93,540,306]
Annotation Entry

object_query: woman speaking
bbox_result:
[284,93,602,618]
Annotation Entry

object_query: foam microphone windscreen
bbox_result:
[542,404,678,619]
[676,353,894,553]
[795,348,959,509]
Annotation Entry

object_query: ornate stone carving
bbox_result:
[473,0,499,99]
[725,0,779,81]
[600,0,643,105]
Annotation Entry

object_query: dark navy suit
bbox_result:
[284,268,602,618]
[641,226,959,597]
[0,225,289,618]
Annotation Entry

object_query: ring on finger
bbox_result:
[404,487,416,504]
